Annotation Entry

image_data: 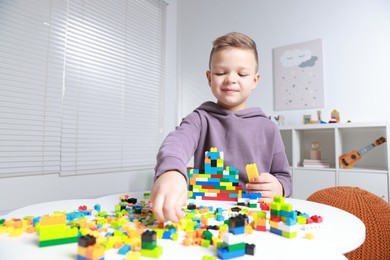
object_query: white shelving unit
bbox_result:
[279,122,389,202]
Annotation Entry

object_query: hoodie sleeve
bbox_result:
[154,112,202,183]
[270,128,293,197]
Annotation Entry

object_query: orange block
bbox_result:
[40,214,66,226]
[183,238,192,246]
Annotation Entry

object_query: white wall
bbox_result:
[2,0,390,214]
[0,0,178,214]
[176,0,390,125]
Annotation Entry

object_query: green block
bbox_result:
[270,209,281,216]
[257,211,266,219]
[202,256,217,260]
[142,240,157,250]
[39,236,78,247]
[282,231,297,239]
[273,196,284,204]
[297,216,306,224]
[144,192,151,199]
[201,239,211,247]
[203,230,213,241]
[270,202,281,211]
[141,245,163,258]
[171,233,179,241]
[281,203,292,212]
[226,242,246,252]
[153,228,164,239]
[39,225,78,241]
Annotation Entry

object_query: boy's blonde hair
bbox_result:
[209,32,259,71]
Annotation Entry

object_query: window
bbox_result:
[0,0,166,177]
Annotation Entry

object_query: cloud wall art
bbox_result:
[273,39,324,110]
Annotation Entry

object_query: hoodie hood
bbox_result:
[196,101,267,119]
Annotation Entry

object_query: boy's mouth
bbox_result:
[222,88,239,93]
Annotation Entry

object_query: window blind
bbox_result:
[0,0,166,177]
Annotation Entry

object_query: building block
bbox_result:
[126,251,141,260]
[141,245,163,258]
[39,214,78,247]
[246,163,259,182]
[188,148,243,201]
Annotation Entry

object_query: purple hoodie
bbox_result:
[154,101,292,197]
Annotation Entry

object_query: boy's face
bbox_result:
[206,48,260,112]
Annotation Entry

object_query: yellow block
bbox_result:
[220,182,232,187]
[269,220,279,229]
[9,228,23,237]
[246,163,259,182]
[126,251,141,260]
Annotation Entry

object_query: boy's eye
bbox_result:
[215,72,225,76]
[239,74,248,77]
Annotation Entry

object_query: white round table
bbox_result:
[0,192,364,260]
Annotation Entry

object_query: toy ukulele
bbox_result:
[339,136,387,169]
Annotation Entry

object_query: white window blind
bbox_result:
[0,0,166,177]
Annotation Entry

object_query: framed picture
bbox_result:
[273,39,324,111]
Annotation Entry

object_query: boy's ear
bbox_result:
[206,71,211,85]
[252,73,260,90]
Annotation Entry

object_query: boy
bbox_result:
[151,32,291,222]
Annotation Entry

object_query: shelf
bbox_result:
[280,121,389,202]
[295,167,336,171]
[338,167,388,174]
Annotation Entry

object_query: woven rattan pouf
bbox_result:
[307,186,390,260]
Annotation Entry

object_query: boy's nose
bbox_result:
[225,73,237,84]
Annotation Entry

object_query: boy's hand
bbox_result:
[150,171,188,223]
[246,173,283,198]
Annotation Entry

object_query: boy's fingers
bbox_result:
[175,191,187,219]
[162,187,187,223]
[151,193,165,222]
[252,173,271,183]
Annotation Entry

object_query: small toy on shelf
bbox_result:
[311,110,326,124]
[310,141,321,160]
[274,115,285,126]
[303,115,312,124]
[329,109,340,123]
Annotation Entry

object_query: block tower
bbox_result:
[269,196,298,239]
[188,147,242,201]
[217,214,255,259]
[77,234,105,260]
[141,230,163,258]
[38,214,78,247]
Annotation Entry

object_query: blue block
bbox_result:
[196,181,220,186]
[216,208,223,214]
[207,151,221,160]
[162,230,171,239]
[229,193,238,198]
[285,217,297,226]
[94,204,101,212]
[288,211,298,219]
[229,225,245,235]
[216,215,225,222]
[77,256,104,260]
[118,244,131,255]
[192,192,205,197]
[270,227,282,236]
[32,216,41,227]
[217,248,245,260]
